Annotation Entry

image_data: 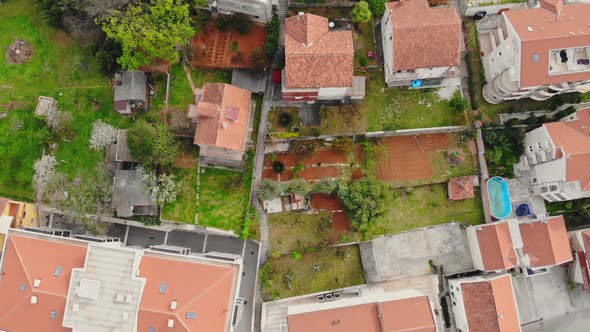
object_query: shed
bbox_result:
[114,71,147,115]
[34,96,57,117]
[113,170,157,218]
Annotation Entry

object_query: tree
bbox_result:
[136,166,181,206]
[33,154,58,196]
[46,110,73,137]
[266,15,279,58]
[272,161,285,174]
[337,178,390,232]
[89,120,118,150]
[366,0,386,16]
[259,179,283,200]
[449,94,469,112]
[352,1,372,25]
[98,0,194,69]
[312,178,339,194]
[286,178,311,196]
[127,120,179,169]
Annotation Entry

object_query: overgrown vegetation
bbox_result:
[127,120,180,170]
[266,15,280,59]
[482,127,525,177]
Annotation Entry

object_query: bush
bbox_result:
[93,38,123,76]
[291,162,305,178]
[312,178,339,194]
[449,94,469,112]
[266,15,280,58]
[278,111,293,127]
[127,120,179,169]
[272,161,285,174]
[505,118,521,127]
[359,56,368,67]
[289,139,322,160]
[331,136,354,153]
[523,116,539,125]
[286,178,311,195]
[291,251,302,260]
[352,1,372,24]
[259,179,283,200]
[337,178,391,232]
[366,0,386,16]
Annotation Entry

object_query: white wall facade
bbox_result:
[317,87,348,100]
[210,0,273,23]
[381,11,395,83]
[465,227,485,272]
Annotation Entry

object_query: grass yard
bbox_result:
[198,167,251,234]
[260,245,366,300]
[363,72,466,131]
[191,67,232,88]
[365,183,484,239]
[354,21,377,70]
[251,94,263,141]
[161,167,198,223]
[268,211,361,252]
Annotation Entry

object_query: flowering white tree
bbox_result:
[89,120,118,150]
[33,154,57,194]
[136,166,180,207]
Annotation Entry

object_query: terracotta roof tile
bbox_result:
[461,274,521,332]
[193,83,251,153]
[448,176,477,201]
[386,0,461,71]
[505,3,590,87]
[519,216,573,267]
[285,13,354,89]
[287,296,436,332]
[544,109,590,190]
[476,222,518,271]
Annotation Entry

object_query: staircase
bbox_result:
[277,0,288,46]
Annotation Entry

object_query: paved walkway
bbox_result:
[498,102,590,124]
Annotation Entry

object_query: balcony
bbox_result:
[549,47,590,75]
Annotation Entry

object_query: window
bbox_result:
[540,186,549,193]
[532,178,537,183]
[159,283,168,294]
[528,145,533,152]
[186,312,197,319]
[549,185,558,191]
[533,53,540,62]
[537,142,542,149]
[18,284,26,291]
[453,302,456,306]
[149,328,156,332]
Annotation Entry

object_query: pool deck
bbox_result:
[506,176,546,218]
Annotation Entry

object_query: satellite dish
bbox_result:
[328,22,335,28]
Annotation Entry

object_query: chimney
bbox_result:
[298,12,304,19]
[540,0,564,15]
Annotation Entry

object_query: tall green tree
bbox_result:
[98,0,194,69]
[338,178,390,232]
[352,1,372,25]
[127,120,179,169]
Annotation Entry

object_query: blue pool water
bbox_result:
[487,177,512,220]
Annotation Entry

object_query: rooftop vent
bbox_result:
[30,296,38,304]
[329,22,335,28]
[33,279,41,288]
[186,312,197,319]
[527,26,534,32]
[170,301,178,310]
[167,319,175,328]
[115,293,125,303]
[298,11,304,17]
[159,283,168,294]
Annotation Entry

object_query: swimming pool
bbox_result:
[487,177,512,220]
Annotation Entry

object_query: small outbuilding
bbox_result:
[34,96,57,117]
[448,175,479,201]
[114,70,147,115]
[113,169,157,218]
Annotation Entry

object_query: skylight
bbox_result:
[159,283,168,294]
[186,312,197,319]
[54,266,63,277]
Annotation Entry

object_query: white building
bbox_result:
[448,274,521,332]
[208,0,273,24]
[515,109,590,202]
[480,0,590,103]
[569,228,590,291]
[380,0,461,87]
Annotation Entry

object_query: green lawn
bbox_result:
[161,167,198,223]
[268,211,361,252]
[260,245,366,300]
[0,0,129,199]
[191,68,232,88]
[365,183,484,239]
[198,167,251,234]
[354,21,377,70]
[363,72,466,131]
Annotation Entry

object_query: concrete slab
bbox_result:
[106,223,128,242]
[232,68,267,94]
[205,234,245,255]
[360,223,474,283]
[165,229,207,253]
[125,226,166,248]
[523,307,590,332]
[235,240,260,332]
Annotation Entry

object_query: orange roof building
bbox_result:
[449,274,521,332]
[282,13,365,102]
[381,0,462,87]
[285,291,438,332]
[0,229,242,332]
[188,83,252,168]
[480,0,590,103]
[466,216,572,273]
[448,176,478,201]
[515,109,590,203]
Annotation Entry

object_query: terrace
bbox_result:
[549,47,590,75]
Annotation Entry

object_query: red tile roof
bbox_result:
[519,215,573,267]
[0,234,88,332]
[193,83,252,153]
[544,109,590,190]
[287,296,436,332]
[504,2,590,87]
[285,13,354,89]
[385,0,461,71]
[0,231,240,332]
[461,274,521,332]
[475,222,518,271]
[138,254,239,332]
[448,176,477,201]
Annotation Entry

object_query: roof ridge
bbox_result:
[9,236,33,288]
[0,238,33,323]
[489,276,510,329]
